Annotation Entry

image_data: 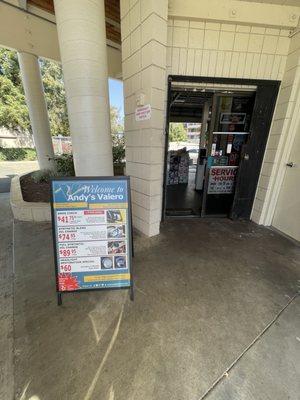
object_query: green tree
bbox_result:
[0,49,22,86]
[0,48,69,136]
[41,59,69,136]
[0,48,30,132]
[110,106,123,135]
[0,76,30,131]
[0,48,125,149]
[169,123,187,142]
[110,106,125,163]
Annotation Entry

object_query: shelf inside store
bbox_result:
[213,132,249,135]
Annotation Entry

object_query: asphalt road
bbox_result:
[0,161,38,193]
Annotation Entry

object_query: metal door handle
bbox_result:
[286,162,295,167]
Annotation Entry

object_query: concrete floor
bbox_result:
[166,166,203,216]
[1,193,300,400]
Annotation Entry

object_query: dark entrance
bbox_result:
[162,76,280,221]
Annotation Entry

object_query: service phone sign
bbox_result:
[207,166,238,194]
[51,177,133,305]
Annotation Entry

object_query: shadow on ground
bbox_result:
[12,217,300,400]
[0,175,14,193]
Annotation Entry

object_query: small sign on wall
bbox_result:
[135,104,151,121]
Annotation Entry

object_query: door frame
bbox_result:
[162,75,280,222]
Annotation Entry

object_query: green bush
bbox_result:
[24,149,37,161]
[54,154,75,176]
[31,154,75,184]
[0,141,125,171]
[0,147,37,161]
[31,169,57,184]
[51,144,125,176]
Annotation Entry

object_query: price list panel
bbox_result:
[51,178,132,293]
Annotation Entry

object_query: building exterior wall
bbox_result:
[259,31,300,236]
[0,128,34,148]
[166,18,299,229]
[166,20,289,80]
[121,1,300,239]
[252,31,300,224]
[121,0,168,237]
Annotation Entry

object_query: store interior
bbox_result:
[165,82,256,218]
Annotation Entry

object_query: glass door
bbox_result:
[202,92,256,217]
[165,94,212,217]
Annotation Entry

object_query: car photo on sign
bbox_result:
[108,240,126,255]
[107,225,125,239]
[100,256,114,270]
[114,256,127,269]
[106,209,125,224]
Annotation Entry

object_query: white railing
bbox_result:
[52,135,72,154]
[0,133,72,155]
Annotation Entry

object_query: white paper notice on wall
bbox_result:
[135,104,151,121]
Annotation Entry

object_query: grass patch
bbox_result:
[0,147,37,161]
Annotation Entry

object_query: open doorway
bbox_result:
[163,77,280,221]
[165,89,212,216]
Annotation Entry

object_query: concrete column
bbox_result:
[121,0,168,236]
[53,0,113,176]
[18,52,55,170]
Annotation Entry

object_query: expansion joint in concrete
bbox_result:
[198,292,300,400]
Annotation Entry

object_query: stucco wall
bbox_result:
[0,128,34,148]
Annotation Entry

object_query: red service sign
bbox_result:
[208,166,238,194]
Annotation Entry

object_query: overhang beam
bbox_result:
[0,0,122,78]
[168,0,300,29]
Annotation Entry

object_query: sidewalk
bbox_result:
[0,161,38,193]
[0,194,13,400]
[1,193,300,400]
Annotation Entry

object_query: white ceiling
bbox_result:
[238,0,300,6]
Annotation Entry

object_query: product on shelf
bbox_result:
[167,148,190,185]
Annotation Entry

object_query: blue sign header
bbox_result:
[52,179,128,205]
